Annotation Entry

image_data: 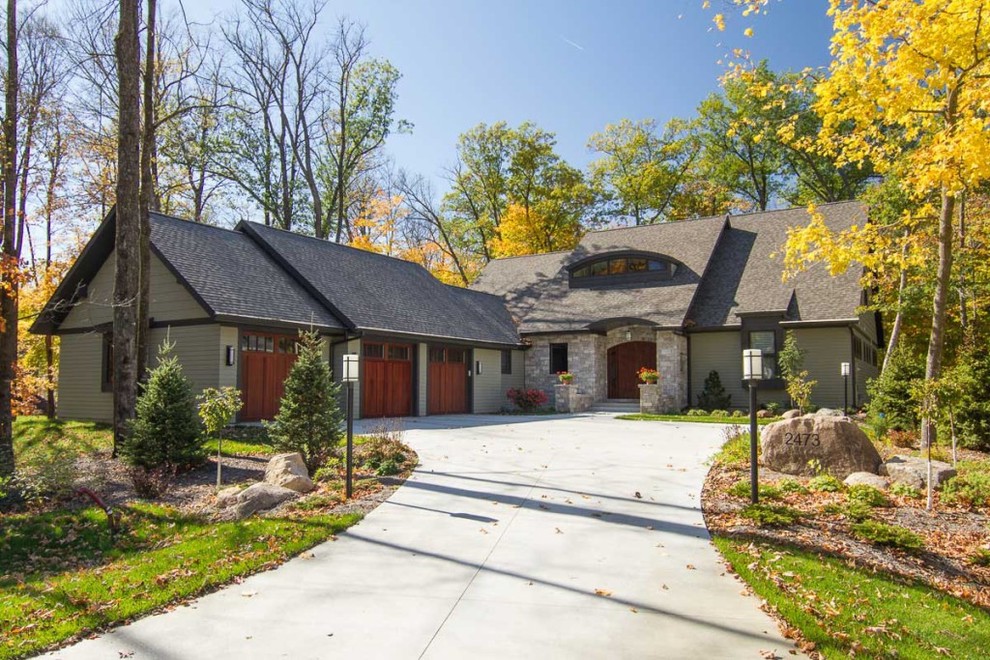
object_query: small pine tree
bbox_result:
[697,370,731,410]
[266,332,344,472]
[122,339,204,473]
[867,345,923,431]
[779,331,817,412]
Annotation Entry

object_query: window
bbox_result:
[501,349,512,375]
[363,343,385,359]
[570,255,673,283]
[549,343,568,374]
[429,346,445,363]
[448,348,466,363]
[101,333,113,392]
[749,331,778,379]
[388,344,410,361]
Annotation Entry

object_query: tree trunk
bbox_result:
[920,189,956,449]
[881,230,910,374]
[137,0,156,382]
[112,0,142,454]
[0,0,18,478]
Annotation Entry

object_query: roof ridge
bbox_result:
[585,213,725,235]
[150,211,240,234]
[484,249,572,263]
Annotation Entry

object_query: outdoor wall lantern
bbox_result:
[476,360,482,376]
[342,353,359,498]
[742,348,763,504]
[225,345,235,366]
[841,362,851,414]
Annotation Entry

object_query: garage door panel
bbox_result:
[362,342,413,418]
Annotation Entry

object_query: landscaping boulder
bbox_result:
[782,409,802,420]
[756,409,773,419]
[814,408,845,418]
[264,452,315,493]
[761,416,882,479]
[844,472,888,489]
[227,483,297,519]
[879,455,957,490]
[216,485,243,508]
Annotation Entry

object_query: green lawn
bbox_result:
[0,503,361,659]
[617,413,777,425]
[715,536,990,659]
[12,416,112,459]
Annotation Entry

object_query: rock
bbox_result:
[880,455,957,490]
[844,472,888,489]
[814,408,845,418]
[756,409,772,419]
[264,452,315,493]
[216,486,243,508]
[782,409,802,420]
[761,416,882,479]
[230,483,297,519]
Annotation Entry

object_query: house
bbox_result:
[35,201,880,422]
[32,210,525,423]
[471,201,882,411]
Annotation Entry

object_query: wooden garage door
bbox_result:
[362,342,413,418]
[241,333,297,421]
[428,346,468,415]
[607,341,656,399]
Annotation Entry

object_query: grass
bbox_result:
[715,536,990,659]
[12,416,112,459]
[617,413,777,425]
[203,434,275,457]
[0,503,361,659]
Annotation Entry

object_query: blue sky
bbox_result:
[192,0,835,190]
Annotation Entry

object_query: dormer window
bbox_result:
[569,253,676,287]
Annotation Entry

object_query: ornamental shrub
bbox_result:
[940,471,990,509]
[697,370,731,410]
[266,332,344,473]
[847,484,889,508]
[507,388,548,412]
[867,345,923,431]
[739,503,802,527]
[851,520,923,551]
[121,340,203,478]
[951,343,990,451]
[779,331,817,412]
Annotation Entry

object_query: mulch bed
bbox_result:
[702,457,990,611]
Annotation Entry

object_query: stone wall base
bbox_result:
[554,384,593,413]
[639,383,677,414]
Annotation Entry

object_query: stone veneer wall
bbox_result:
[525,326,689,409]
[656,330,688,411]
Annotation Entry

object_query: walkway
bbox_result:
[47,414,792,659]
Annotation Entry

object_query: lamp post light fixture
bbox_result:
[841,362,850,415]
[342,353,359,499]
[742,349,763,504]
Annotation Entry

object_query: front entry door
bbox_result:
[241,332,298,421]
[607,341,656,399]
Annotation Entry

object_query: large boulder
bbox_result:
[761,416,882,479]
[264,452,315,493]
[226,483,298,519]
[782,409,802,420]
[844,472,888,489]
[880,455,957,490]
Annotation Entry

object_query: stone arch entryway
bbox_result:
[607,341,656,399]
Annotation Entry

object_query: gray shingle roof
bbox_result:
[473,201,866,334]
[150,213,344,329]
[240,222,522,346]
[687,202,865,328]
[473,216,727,333]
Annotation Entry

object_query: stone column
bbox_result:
[639,383,661,414]
[656,331,688,413]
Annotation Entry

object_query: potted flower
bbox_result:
[557,371,574,384]
[637,367,659,384]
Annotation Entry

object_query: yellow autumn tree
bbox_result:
[349,189,408,256]
[784,0,990,447]
[489,202,582,259]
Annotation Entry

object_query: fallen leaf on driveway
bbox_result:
[686,564,696,570]
[634,491,642,499]
[629,607,638,613]
[555,527,563,534]
[241,591,257,598]
[594,589,612,597]
[759,651,781,659]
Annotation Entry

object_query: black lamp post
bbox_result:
[841,362,850,414]
[743,349,764,504]
[342,353,359,499]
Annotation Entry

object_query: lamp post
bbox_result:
[342,353,359,499]
[742,349,764,504]
[841,362,850,415]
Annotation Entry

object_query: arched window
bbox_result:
[569,254,675,285]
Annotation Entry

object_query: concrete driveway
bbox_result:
[48,414,792,660]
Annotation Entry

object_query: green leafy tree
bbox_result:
[697,370,731,410]
[587,118,701,225]
[198,386,243,487]
[265,332,343,472]
[121,340,203,473]
[949,343,990,452]
[778,331,817,412]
